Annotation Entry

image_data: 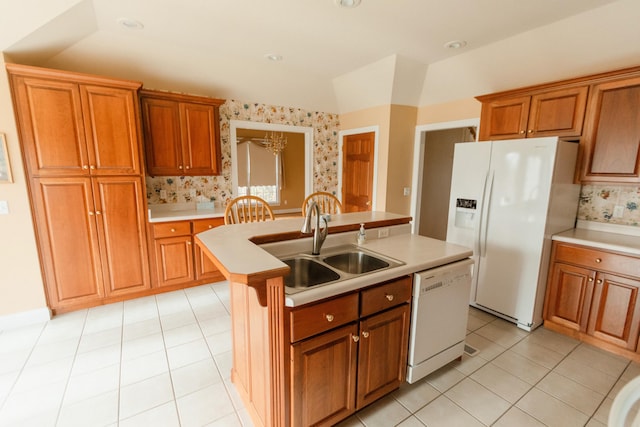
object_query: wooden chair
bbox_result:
[301,192,342,216]
[224,195,275,224]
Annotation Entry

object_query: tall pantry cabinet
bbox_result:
[7,64,151,314]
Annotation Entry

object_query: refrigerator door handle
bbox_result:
[480,171,495,257]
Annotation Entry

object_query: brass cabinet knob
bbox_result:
[362,331,370,338]
[208,225,213,229]
[588,277,594,282]
[351,335,359,343]
[186,241,191,245]
[83,165,89,170]
[178,165,183,169]
[596,279,603,284]
[88,211,94,216]
[527,129,534,134]
[325,314,334,322]
[185,165,190,170]
[90,165,95,170]
[519,130,525,134]
[171,228,176,232]
[595,258,602,263]
[385,294,394,302]
[95,211,102,215]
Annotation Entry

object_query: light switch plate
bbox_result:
[0,200,9,215]
[613,205,624,218]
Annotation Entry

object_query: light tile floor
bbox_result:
[0,281,637,426]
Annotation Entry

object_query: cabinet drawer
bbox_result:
[152,221,191,238]
[555,243,640,279]
[289,293,359,342]
[360,276,412,318]
[192,217,224,234]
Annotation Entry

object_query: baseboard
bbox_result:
[0,307,51,331]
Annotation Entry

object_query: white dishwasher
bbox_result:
[406,258,473,384]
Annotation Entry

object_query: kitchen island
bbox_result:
[196,212,471,427]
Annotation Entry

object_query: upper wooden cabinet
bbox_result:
[478,86,588,141]
[139,90,224,176]
[580,75,640,182]
[8,65,142,177]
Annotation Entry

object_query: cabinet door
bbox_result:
[93,177,150,296]
[80,85,142,175]
[588,273,640,350]
[478,96,530,140]
[544,262,595,332]
[140,97,183,175]
[179,102,221,175]
[581,76,640,182]
[291,323,358,427]
[153,236,194,287]
[528,86,588,138]
[31,177,104,309]
[11,77,89,177]
[356,303,410,409]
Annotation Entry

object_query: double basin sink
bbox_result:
[280,244,404,294]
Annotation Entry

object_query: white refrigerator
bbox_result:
[446,137,580,331]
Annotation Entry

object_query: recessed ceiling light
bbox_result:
[265,53,283,62]
[117,18,144,30]
[335,0,361,8]
[444,40,467,49]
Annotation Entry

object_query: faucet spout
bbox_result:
[301,201,328,255]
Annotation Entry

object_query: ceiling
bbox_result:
[0,0,632,112]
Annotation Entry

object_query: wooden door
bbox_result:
[342,132,375,212]
[356,304,410,409]
[180,102,221,175]
[31,177,104,309]
[588,273,640,350]
[291,323,358,427]
[153,236,194,287]
[93,177,150,296]
[528,86,588,138]
[478,96,530,140]
[11,77,89,177]
[581,76,640,182]
[193,219,225,282]
[80,85,142,176]
[140,97,183,175]
[544,262,595,332]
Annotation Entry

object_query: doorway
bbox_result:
[410,119,479,238]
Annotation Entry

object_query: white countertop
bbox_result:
[195,212,473,307]
[148,203,225,222]
[552,220,640,256]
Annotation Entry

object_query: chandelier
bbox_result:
[264,131,287,155]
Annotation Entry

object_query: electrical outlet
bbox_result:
[403,187,410,196]
[189,189,197,198]
[378,228,390,238]
[613,205,624,218]
[160,190,167,200]
[0,200,8,215]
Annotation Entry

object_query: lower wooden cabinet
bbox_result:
[289,276,412,426]
[150,218,224,288]
[544,241,640,358]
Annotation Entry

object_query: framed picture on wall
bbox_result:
[0,133,14,183]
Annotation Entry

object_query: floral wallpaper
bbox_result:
[578,184,640,226]
[146,99,340,206]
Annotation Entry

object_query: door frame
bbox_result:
[337,126,380,211]
[230,120,314,200]
[410,118,479,234]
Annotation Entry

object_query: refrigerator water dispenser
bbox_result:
[454,198,477,229]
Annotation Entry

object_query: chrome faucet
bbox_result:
[301,201,328,255]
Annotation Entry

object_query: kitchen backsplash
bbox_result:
[146,99,340,206]
[578,184,640,226]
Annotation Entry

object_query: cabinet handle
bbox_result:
[95,211,102,215]
[83,165,89,170]
[588,277,594,282]
[519,130,525,134]
[351,335,359,343]
[325,314,334,322]
[527,129,534,134]
[362,331,370,338]
[385,294,394,302]
[178,165,183,169]
[88,211,94,216]
[186,241,191,245]
[185,166,190,170]
[171,228,176,232]
[596,279,603,284]
[208,225,213,229]
[595,258,602,263]
[90,165,95,170]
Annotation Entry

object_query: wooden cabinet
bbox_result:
[150,218,225,288]
[289,276,411,426]
[544,242,640,358]
[8,64,150,313]
[478,86,588,141]
[580,75,640,182]
[139,90,224,176]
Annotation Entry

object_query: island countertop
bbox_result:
[195,211,473,306]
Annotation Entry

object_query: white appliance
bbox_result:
[446,137,580,331]
[406,258,473,384]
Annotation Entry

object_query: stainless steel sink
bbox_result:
[282,256,340,289]
[322,251,389,274]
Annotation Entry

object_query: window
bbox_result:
[237,141,282,205]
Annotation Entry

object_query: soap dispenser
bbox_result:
[356,223,366,245]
